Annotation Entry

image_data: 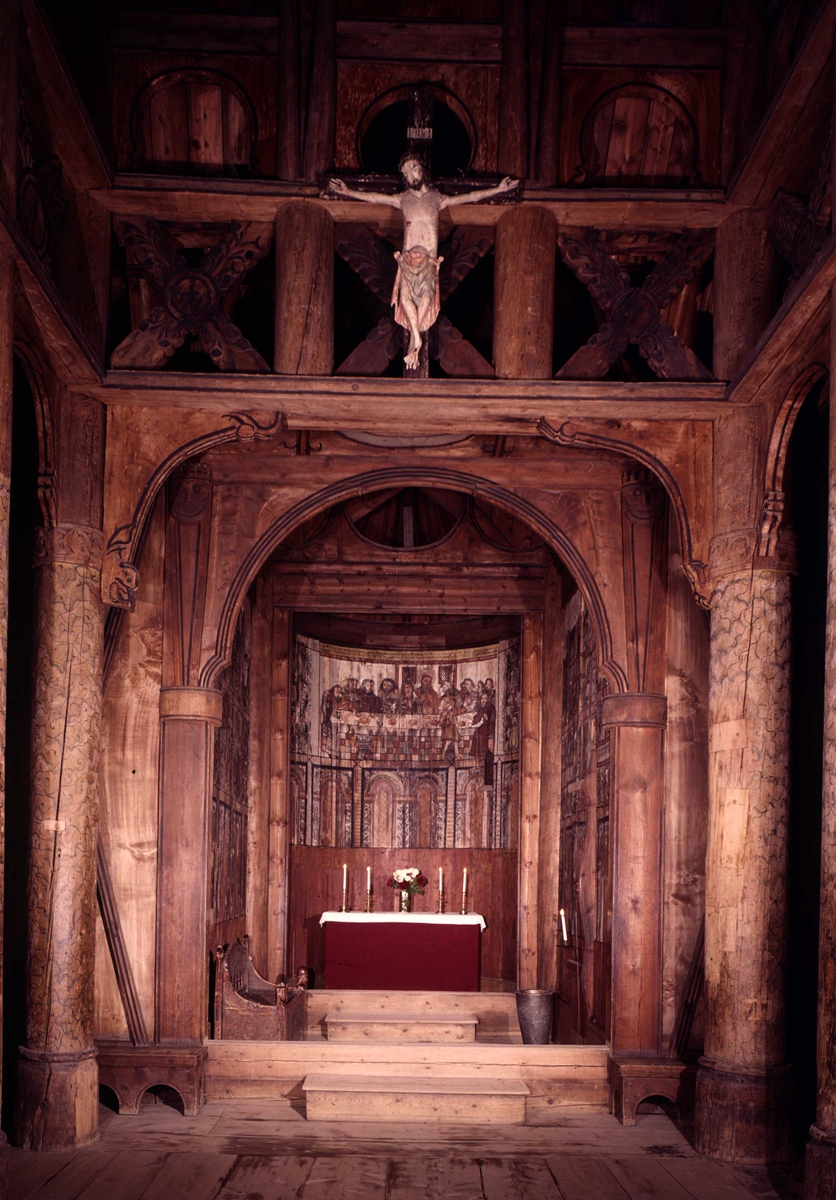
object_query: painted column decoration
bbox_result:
[697,526,796,1163]
[17,524,105,1150]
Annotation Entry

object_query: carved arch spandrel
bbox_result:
[759,362,829,556]
[539,416,711,608]
[102,407,286,610]
[198,466,629,696]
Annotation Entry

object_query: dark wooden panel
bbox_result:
[287,845,516,987]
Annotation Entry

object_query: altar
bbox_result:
[320,912,486,991]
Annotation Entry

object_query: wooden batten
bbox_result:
[537,565,563,993]
[519,612,544,990]
[267,607,293,982]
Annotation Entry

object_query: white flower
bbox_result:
[393,867,420,883]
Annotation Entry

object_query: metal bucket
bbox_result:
[515,989,554,1044]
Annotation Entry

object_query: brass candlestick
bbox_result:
[437,891,444,914]
[366,889,372,913]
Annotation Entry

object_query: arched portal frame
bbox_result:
[197,465,629,695]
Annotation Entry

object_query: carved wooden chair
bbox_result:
[213,935,308,1040]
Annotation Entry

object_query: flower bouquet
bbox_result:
[387,867,428,913]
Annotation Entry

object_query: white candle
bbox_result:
[462,868,468,911]
[438,866,443,895]
[342,863,347,892]
[367,865,371,892]
[560,908,568,944]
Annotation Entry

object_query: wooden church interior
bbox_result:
[1,0,836,1197]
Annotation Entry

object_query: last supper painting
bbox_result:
[0,1,835,1198]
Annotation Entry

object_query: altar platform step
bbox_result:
[324,1009,478,1042]
[206,1038,609,1122]
[306,989,521,1042]
[302,1071,530,1123]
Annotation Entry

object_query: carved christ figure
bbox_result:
[328,154,517,368]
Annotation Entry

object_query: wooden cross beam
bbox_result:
[556,228,713,381]
[111,217,272,372]
[335,223,495,378]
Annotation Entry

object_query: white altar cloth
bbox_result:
[319,911,486,931]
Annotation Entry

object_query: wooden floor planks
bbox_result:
[7,1104,777,1200]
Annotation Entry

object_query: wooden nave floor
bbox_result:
[8,1101,804,1200]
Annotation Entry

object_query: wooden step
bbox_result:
[324,1010,478,1043]
[302,1072,530,1124]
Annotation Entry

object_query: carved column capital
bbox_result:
[159,685,223,725]
[33,524,104,570]
[601,692,667,729]
[709,527,798,585]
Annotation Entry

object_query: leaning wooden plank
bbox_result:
[300,1156,387,1200]
[546,1156,629,1199]
[481,1157,563,1199]
[13,1149,120,1200]
[215,1155,314,1199]
[135,1153,237,1200]
[72,1151,168,1200]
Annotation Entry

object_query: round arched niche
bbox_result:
[357,84,476,177]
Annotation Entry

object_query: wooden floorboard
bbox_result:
[7,1103,779,1200]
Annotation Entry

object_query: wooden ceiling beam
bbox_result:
[83,372,731,432]
[87,179,730,230]
[21,0,111,190]
[728,231,836,406]
[0,199,102,384]
[728,0,836,208]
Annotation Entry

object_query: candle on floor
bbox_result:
[560,908,568,944]
[462,867,468,913]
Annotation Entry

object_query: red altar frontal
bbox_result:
[321,913,486,991]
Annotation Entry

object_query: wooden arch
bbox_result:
[759,361,829,555]
[200,465,629,695]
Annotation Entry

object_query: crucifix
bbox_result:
[325,85,519,378]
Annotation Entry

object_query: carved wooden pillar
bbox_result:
[607,469,668,1058]
[156,463,219,1048]
[274,203,334,375]
[519,612,543,989]
[805,286,836,1197]
[16,523,104,1150]
[696,526,796,1163]
[494,207,556,379]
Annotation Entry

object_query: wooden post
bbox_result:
[0,1,18,1178]
[155,464,217,1046]
[805,284,836,1197]
[713,209,774,380]
[267,607,292,982]
[274,203,334,376]
[498,0,527,178]
[277,0,299,180]
[696,523,796,1163]
[519,612,543,989]
[0,252,12,1180]
[537,566,563,992]
[301,0,336,183]
[604,692,666,1056]
[16,522,105,1150]
[494,207,556,380]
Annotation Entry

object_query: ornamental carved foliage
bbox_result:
[769,122,831,289]
[111,217,272,371]
[556,228,713,380]
[26,558,103,1053]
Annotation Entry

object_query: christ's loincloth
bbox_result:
[392,246,443,332]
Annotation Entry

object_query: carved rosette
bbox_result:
[704,566,792,1075]
[25,536,104,1057]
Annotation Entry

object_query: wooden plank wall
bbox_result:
[287,845,517,989]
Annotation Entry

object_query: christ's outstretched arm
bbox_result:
[326,178,402,207]
[440,177,519,208]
